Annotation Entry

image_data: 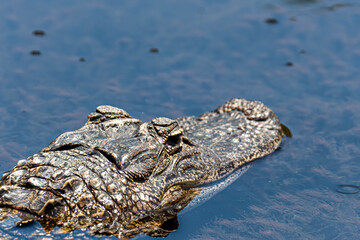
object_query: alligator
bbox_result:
[0,98,290,239]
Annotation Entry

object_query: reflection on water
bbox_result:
[1,0,360,239]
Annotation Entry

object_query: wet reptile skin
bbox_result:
[0,98,289,239]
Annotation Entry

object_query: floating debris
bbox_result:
[32,30,45,36]
[300,49,306,54]
[285,61,293,66]
[79,57,86,62]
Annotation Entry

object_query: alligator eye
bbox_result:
[166,134,181,146]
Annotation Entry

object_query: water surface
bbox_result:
[1,0,360,239]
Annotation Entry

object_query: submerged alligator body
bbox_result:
[0,98,289,239]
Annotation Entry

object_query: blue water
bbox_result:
[1,0,360,239]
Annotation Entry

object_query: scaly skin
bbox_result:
[0,98,288,239]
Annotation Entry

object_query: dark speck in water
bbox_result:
[32,30,45,36]
[265,18,278,24]
[300,49,306,54]
[285,61,293,66]
[30,50,41,56]
[149,48,159,53]
[79,57,86,62]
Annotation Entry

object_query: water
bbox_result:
[1,0,360,239]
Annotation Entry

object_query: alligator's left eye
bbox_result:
[166,134,181,146]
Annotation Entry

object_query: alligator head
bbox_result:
[0,98,289,238]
